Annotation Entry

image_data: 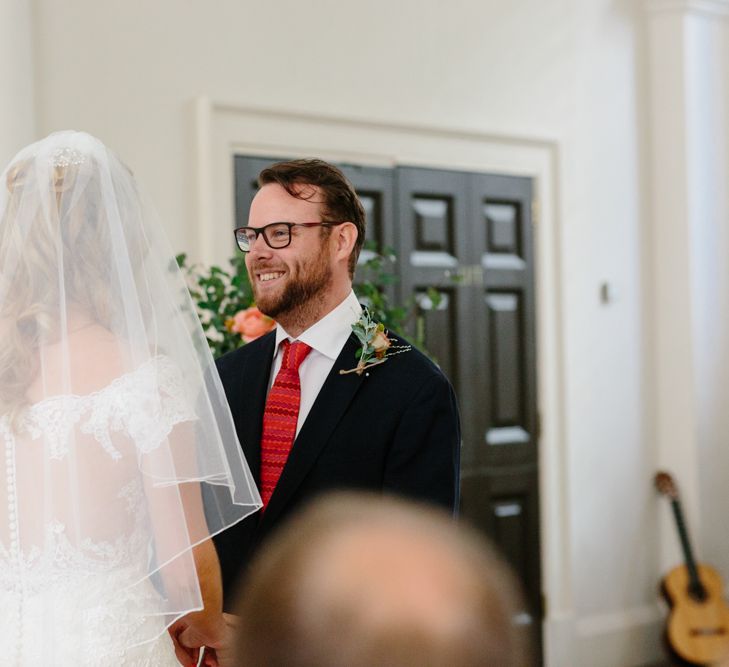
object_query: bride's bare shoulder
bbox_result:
[71,324,133,378]
[27,325,139,400]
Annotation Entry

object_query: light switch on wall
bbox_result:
[599,282,618,304]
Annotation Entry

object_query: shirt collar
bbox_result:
[275,290,362,360]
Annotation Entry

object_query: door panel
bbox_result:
[337,165,396,301]
[397,166,541,661]
[339,164,396,255]
[460,465,542,628]
[396,167,475,442]
[472,173,537,470]
[414,287,459,385]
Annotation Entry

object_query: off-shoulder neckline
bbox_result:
[7,355,176,421]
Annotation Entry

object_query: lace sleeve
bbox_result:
[121,356,199,455]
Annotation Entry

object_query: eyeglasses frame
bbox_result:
[233,221,348,252]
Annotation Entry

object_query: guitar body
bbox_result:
[662,563,729,665]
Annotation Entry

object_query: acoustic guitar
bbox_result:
[655,471,729,665]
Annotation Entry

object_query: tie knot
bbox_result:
[281,340,312,371]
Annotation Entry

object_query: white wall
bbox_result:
[33,0,587,246]
[687,13,729,585]
[0,0,35,163]
[30,1,666,664]
[567,0,650,608]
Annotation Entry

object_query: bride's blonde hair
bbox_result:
[0,153,134,423]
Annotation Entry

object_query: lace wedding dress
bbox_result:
[0,130,262,666]
[0,357,191,665]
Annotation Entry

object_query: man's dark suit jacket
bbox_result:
[213,329,460,606]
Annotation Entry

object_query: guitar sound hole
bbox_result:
[688,583,708,603]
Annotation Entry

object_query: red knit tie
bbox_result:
[260,340,312,508]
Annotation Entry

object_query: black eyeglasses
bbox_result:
[234,221,346,252]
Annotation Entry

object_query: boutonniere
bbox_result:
[340,308,411,376]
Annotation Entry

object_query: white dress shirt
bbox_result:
[269,290,362,436]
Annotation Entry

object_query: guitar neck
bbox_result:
[670,498,703,592]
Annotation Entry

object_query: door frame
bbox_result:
[193,96,573,665]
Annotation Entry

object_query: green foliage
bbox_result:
[177,242,439,359]
[350,308,384,361]
[177,253,254,358]
[355,242,441,355]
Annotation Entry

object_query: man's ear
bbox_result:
[334,222,358,261]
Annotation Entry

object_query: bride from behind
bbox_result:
[0,131,261,665]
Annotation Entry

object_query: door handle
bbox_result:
[445,265,483,287]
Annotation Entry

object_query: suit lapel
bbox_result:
[262,334,365,525]
[236,332,275,485]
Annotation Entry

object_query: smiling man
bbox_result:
[212,159,461,610]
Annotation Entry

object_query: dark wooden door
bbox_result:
[234,157,542,660]
[396,166,541,660]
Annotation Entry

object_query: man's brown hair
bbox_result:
[258,159,366,278]
[234,493,530,667]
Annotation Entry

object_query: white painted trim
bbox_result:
[645,0,729,18]
[543,612,577,667]
[573,605,664,667]
[194,98,573,665]
[193,96,214,263]
[209,100,558,149]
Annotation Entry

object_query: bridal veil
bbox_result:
[0,131,261,660]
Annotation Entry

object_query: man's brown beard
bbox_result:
[253,254,333,320]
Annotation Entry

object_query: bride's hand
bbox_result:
[170,613,236,667]
[169,614,226,665]
[183,614,239,667]
[168,617,204,667]
[168,618,201,666]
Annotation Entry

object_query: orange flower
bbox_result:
[230,306,276,342]
[371,330,392,359]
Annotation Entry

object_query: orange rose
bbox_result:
[371,330,391,359]
[230,306,275,342]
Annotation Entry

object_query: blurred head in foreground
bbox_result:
[234,492,529,666]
